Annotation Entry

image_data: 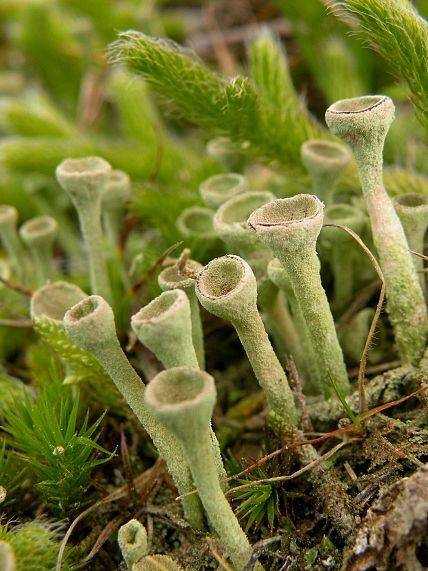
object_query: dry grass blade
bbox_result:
[324,223,385,414]
[225,440,355,495]
[130,241,183,295]
[208,539,235,571]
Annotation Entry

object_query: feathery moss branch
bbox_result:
[329,0,428,132]
[108,31,323,169]
[248,29,323,164]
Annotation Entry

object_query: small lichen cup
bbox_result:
[248,194,349,397]
[19,215,58,286]
[0,205,27,283]
[144,367,262,571]
[301,139,351,204]
[393,192,428,292]
[118,519,148,570]
[199,173,248,209]
[213,190,275,275]
[101,169,131,246]
[158,260,205,368]
[325,95,427,364]
[131,289,199,369]
[55,156,113,303]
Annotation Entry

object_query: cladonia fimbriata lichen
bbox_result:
[300,139,351,204]
[144,367,263,571]
[131,288,227,486]
[393,192,428,293]
[131,289,199,369]
[196,255,298,425]
[158,260,205,368]
[101,168,131,247]
[118,519,148,570]
[63,295,205,529]
[199,173,248,209]
[267,257,320,392]
[323,203,365,310]
[213,190,275,275]
[0,205,27,284]
[31,280,88,324]
[176,206,217,243]
[248,195,350,397]
[325,95,427,364]
[19,215,58,286]
[55,157,113,304]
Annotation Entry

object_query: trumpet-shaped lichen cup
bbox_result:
[144,367,263,571]
[301,139,351,204]
[19,215,58,286]
[158,260,205,368]
[199,173,248,209]
[196,255,298,425]
[63,295,204,529]
[55,156,113,303]
[0,205,27,283]
[325,95,427,364]
[131,289,199,369]
[213,190,275,274]
[101,168,131,246]
[248,194,349,397]
[393,192,428,292]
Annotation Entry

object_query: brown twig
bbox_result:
[324,223,385,415]
[130,241,183,296]
[225,440,356,494]
[0,318,33,328]
[0,276,32,297]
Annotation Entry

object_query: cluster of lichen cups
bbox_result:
[19,94,426,570]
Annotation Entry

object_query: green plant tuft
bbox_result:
[2,378,114,515]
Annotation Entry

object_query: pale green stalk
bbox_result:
[326,95,427,364]
[19,215,58,286]
[248,195,350,397]
[196,255,298,425]
[101,169,131,247]
[0,205,27,283]
[267,258,320,393]
[323,204,365,309]
[144,367,263,571]
[300,139,351,204]
[63,296,204,529]
[55,157,113,303]
[158,261,205,368]
[393,192,428,292]
[199,173,247,209]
